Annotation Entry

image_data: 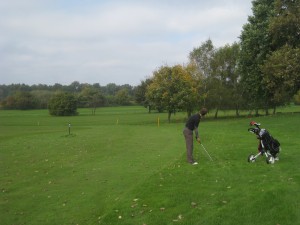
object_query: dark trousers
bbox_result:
[183,127,194,163]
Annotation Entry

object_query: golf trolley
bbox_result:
[247,121,281,164]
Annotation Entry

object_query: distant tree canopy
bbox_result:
[1,91,37,110]
[0,82,136,113]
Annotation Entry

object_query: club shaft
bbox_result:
[201,144,213,161]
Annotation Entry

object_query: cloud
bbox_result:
[0,0,252,85]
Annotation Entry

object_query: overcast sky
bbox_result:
[0,0,253,86]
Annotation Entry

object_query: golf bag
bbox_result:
[247,121,281,164]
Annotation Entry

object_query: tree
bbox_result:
[68,81,82,93]
[239,0,275,115]
[189,39,215,107]
[48,92,78,116]
[115,89,131,106]
[135,78,153,113]
[79,86,105,115]
[260,0,300,111]
[31,90,53,109]
[294,90,300,105]
[269,0,300,49]
[103,83,119,95]
[262,46,300,108]
[184,63,204,116]
[211,43,242,117]
[146,65,198,122]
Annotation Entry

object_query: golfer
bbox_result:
[183,108,208,165]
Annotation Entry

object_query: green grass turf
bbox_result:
[0,106,299,225]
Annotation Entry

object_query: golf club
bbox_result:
[200,143,213,161]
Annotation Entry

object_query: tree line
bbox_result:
[135,0,300,121]
[1,0,299,119]
[0,82,136,112]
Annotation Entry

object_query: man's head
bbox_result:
[200,108,208,116]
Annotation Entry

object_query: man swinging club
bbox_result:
[183,108,208,165]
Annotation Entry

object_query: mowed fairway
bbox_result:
[1,107,299,225]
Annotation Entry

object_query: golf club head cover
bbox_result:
[250,121,261,127]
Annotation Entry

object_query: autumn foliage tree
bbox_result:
[146,65,198,122]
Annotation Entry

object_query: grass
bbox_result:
[0,106,300,225]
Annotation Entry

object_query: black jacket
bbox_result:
[185,113,201,131]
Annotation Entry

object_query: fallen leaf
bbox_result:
[191,202,197,208]
[131,203,137,208]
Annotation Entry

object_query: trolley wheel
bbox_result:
[266,156,275,164]
[248,154,256,163]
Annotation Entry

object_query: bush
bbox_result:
[48,92,78,116]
